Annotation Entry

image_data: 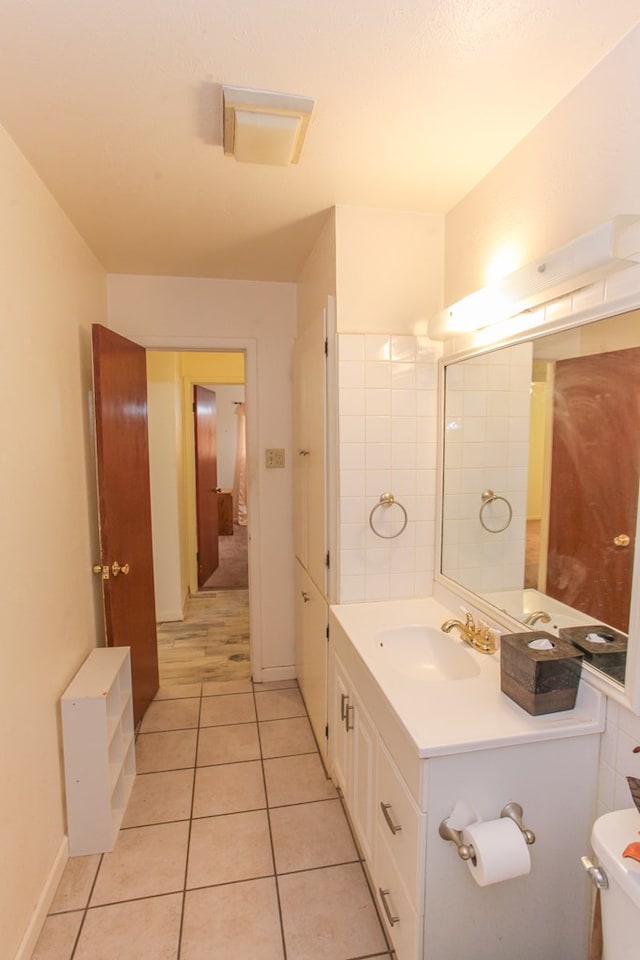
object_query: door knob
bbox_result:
[111,561,130,577]
[613,534,631,547]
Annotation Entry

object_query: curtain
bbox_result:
[233,402,247,526]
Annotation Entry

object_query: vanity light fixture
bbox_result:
[429,215,640,340]
[222,85,314,165]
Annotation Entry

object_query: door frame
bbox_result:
[141,335,262,677]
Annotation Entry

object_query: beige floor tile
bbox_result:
[181,878,284,960]
[259,716,317,758]
[199,692,256,726]
[121,768,194,828]
[192,760,266,817]
[154,683,202,700]
[263,754,337,808]
[90,821,189,905]
[255,687,306,721]
[30,911,83,959]
[49,855,100,913]
[278,862,387,960]
[135,728,198,773]
[202,678,253,696]
[196,722,260,766]
[270,799,358,873]
[74,893,182,960]
[139,697,200,733]
[187,810,273,888]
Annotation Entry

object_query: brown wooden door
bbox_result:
[92,324,159,724]
[546,346,640,631]
[194,385,219,587]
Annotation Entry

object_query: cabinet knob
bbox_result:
[301,591,311,603]
[298,448,310,456]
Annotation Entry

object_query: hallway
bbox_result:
[32,680,392,959]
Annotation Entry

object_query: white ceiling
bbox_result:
[1,1,639,282]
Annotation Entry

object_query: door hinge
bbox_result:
[324,338,328,356]
[325,723,329,739]
[192,401,196,413]
[325,550,330,568]
[196,551,200,562]
[326,624,330,641]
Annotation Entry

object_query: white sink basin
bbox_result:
[373,624,481,682]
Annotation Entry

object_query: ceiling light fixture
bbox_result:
[222,85,314,166]
[429,215,640,340]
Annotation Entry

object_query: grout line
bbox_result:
[175,685,204,959]
[253,683,289,960]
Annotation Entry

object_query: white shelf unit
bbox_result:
[61,646,136,856]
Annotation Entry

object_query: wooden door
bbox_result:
[92,325,159,725]
[546,346,640,631]
[194,385,219,587]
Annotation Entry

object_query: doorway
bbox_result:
[146,349,252,684]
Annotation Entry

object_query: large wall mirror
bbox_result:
[439,306,640,708]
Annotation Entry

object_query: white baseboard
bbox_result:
[155,607,184,623]
[15,837,68,960]
[255,665,296,682]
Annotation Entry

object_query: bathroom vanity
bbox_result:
[328,597,605,960]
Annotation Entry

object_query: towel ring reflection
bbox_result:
[369,493,408,539]
[479,489,513,533]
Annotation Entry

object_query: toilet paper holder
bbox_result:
[438,801,536,864]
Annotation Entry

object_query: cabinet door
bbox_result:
[350,688,376,864]
[295,560,328,761]
[329,651,351,795]
[292,307,327,593]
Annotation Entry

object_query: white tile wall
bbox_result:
[597,699,640,816]
[337,333,440,602]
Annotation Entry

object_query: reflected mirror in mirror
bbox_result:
[441,310,640,686]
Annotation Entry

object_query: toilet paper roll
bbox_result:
[461,817,531,886]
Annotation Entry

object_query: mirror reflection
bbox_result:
[441,310,640,685]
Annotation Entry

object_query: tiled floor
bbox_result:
[33,679,392,960]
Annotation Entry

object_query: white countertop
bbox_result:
[330,597,606,758]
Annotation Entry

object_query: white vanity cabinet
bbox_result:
[61,646,135,856]
[328,649,377,864]
[328,601,605,960]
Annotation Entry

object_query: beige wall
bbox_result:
[0,125,106,959]
[335,205,444,334]
[445,24,640,306]
[108,275,297,678]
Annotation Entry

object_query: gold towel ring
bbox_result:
[479,489,513,533]
[369,493,408,540]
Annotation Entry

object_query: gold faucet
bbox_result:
[523,610,551,626]
[441,611,498,655]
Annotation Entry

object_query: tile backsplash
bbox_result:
[598,698,640,817]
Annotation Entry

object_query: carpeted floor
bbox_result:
[202,522,248,590]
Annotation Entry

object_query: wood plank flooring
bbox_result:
[157,590,250,685]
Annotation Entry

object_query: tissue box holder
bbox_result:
[500,631,583,716]
[558,624,627,670]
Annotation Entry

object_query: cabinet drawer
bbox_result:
[375,825,422,960]
[376,738,426,908]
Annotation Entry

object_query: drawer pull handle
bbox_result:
[345,703,355,731]
[380,801,402,835]
[378,887,399,926]
[340,693,349,722]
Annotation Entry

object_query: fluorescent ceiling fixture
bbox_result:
[222,85,314,165]
[429,215,640,340]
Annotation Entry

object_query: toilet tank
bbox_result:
[591,808,640,957]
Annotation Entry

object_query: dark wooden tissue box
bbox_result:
[500,631,583,716]
[558,624,627,670]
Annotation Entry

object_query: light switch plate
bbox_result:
[265,448,285,468]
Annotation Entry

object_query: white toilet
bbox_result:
[590,808,640,957]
